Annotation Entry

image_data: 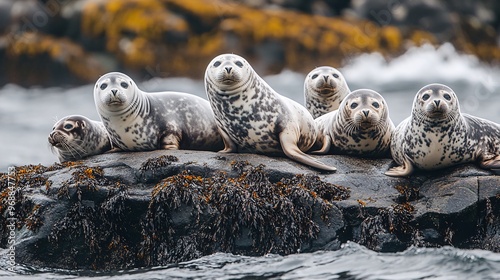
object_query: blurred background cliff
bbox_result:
[1,0,500,87]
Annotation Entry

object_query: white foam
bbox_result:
[342,43,500,90]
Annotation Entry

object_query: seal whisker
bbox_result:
[49,115,112,162]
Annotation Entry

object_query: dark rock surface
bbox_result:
[0,150,499,270]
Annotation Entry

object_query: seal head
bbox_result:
[304,66,350,119]
[314,89,394,157]
[49,115,112,162]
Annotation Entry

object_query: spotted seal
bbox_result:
[385,83,500,177]
[94,72,223,152]
[48,115,112,162]
[304,66,351,119]
[204,53,336,171]
[313,89,394,157]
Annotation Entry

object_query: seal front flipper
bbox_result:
[105,147,121,153]
[385,155,414,177]
[311,134,331,155]
[161,133,181,150]
[280,131,336,172]
[218,128,238,153]
[479,154,500,170]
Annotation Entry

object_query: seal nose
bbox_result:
[362,110,369,117]
[225,67,232,74]
[111,89,118,96]
[323,75,329,82]
[434,100,440,107]
[48,132,58,145]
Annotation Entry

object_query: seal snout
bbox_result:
[426,98,449,117]
[106,90,124,106]
[48,131,65,147]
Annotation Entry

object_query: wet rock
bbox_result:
[1,150,499,270]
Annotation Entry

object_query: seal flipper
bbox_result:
[311,135,331,155]
[479,154,500,170]
[161,133,180,150]
[385,155,414,177]
[279,131,336,172]
[218,128,238,153]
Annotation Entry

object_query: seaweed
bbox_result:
[139,163,350,266]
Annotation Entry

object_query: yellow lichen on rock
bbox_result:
[409,30,438,46]
[82,0,189,53]
[77,0,447,77]
[6,33,104,82]
[380,26,402,52]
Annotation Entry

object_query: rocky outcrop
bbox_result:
[1,150,499,270]
[1,0,500,86]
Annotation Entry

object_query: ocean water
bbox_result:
[1,242,500,279]
[1,44,500,278]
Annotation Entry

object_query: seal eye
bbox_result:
[64,124,73,130]
[311,74,318,79]
[372,102,380,108]
[350,102,358,109]
[422,94,430,101]
[333,74,339,78]
[213,61,221,67]
[235,61,243,68]
[443,93,451,101]
[100,83,108,90]
[120,82,129,89]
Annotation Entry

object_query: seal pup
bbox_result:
[385,83,500,177]
[313,89,394,157]
[204,53,336,171]
[304,66,351,119]
[94,72,223,152]
[49,115,112,162]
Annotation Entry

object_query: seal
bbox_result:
[94,72,223,152]
[204,53,336,171]
[304,66,351,119]
[48,115,112,162]
[385,83,500,177]
[313,89,394,157]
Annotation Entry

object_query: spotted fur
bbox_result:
[386,83,500,177]
[94,72,223,152]
[49,115,112,162]
[314,89,394,157]
[204,54,336,171]
[304,66,351,119]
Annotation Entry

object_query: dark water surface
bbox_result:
[1,242,500,279]
[1,44,500,278]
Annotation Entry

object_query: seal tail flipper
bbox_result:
[279,132,336,172]
[311,135,331,155]
[385,156,414,177]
